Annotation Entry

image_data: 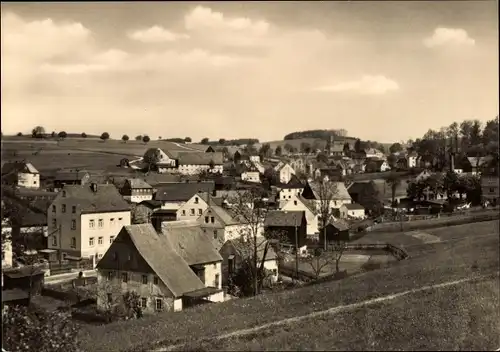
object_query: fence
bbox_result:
[48,259,94,276]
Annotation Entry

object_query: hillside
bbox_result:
[257,138,327,151]
[78,221,499,352]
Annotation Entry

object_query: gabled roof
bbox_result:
[126,178,153,189]
[467,156,494,167]
[161,221,222,265]
[214,190,251,202]
[54,169,89,181]
[177,152,224,166]
[103,224,205,298]
[264,210,305,227]
[55,184,130,213]
[154,182,215,202]
[307,181,352,200]
[143,148,175,164]
[203,204,240,226]
[342,203,365,210]
[225,238,278,262]
[326,219,350,232]
[193,192,223,207]
[2,162,39,175]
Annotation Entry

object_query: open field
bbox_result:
[258,138,327,151]
[77,221,499,352]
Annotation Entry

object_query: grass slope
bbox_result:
[258,138,327,151]
[77,221,499,352]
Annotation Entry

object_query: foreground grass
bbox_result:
[188,277,500,351]
[77,227,499,351]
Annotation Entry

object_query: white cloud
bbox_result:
[313,75,400,95]
[128,26,189,43]
[424,27,475,48]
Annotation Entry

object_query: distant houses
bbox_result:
[1,162,40,189]
[143,148,224,175]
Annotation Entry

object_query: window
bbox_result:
[98,237,103,245]
[98,253,103,259]
[52,236,57,246]
[71,205,76,214]
[194,197,199,204]
[272,269,278,275]
[141,297,147,308]
[155,298,162,311]
[61,204,66,213]
[110,218,115,225]
[122,273,128,283]
[182,210,186,216]
[107,271,113,281]
[198,209,203,215]
[107,293,112,303]
[205,216,209,223]
[110,236,115,244]
[190,208,195,215]
[62,191,66,197]
[71,237,76,248]
[294,200,298,206]
[118,217,123,221]
[213,230,217,239]
[52,219,57,227]
[52,205,56,213]
[89,237,94,246]
[71,220,76,230]
[98,219,104,228]
[210,216,215,223]
[214,274,220,288]
[490,188,495,193]
[142,275,148,284]
[89,219,95,229]
[153,276,159,285]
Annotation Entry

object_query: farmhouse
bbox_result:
[279,194,319,236]
[1,162,40,189]
[301,180,353,210]
[176,192,222,221]
[177,152,224,175]
[273,162,296,184]
[143,148,177,173]
[47,183,131,264]
[366,159,391,173]
[53,169,91,190]
[153,181,215,210]
[121,178,153,203]
[339,203,365,219]
[275,176,305,203]
[240,164,261,183]
[96,223,223,314]
[264,210,308,248]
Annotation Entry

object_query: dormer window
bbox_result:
[194,197,199,204]
[62,191,66,197]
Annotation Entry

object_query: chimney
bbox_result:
[212,189,217,197]
[91,183,97,193]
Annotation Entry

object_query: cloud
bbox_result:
[423,27,475,48]
[128,25,190,43]
[313,75,400,95]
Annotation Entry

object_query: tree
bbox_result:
[135,135,142,141]
[389,143,403,154]
[443,171,459,199]
[100,132,110,141]
[311,178,339,251]
[81,132,87,138]
[387,154,398,169]
[158,136,162,140]
[31,126,45,138]
[17,132,23,137]
[284,143,294,153]
[482,116,499,147]
[386,172,402,207]
[184,137,192,143]
[142,135,150,144]
[259,143,271,159]
[300,142,311,154]
[58,131,67,140]
[51,131,56,138]
[3,305,79,352]
[354,139,362,153]
[316,152,328,164]
[275,145,282,156]
[218,138,226,145]
[143,148,161,172]
[201,138,209,145]
[122,290,143,319]
[121,134,129,143]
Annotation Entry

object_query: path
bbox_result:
[155,273,499,351]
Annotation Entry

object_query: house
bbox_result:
[466,156,494,175]
[280,194,319,236]
[143,148,177,173]
[264,210,308,248]
[177,152,224,175]
[153,181,215,210]
[407,151,418,168]
[301,180,353,210]
[176,192,222,221]
[47,183,131,264]
[288,157,307,174]
[339,203,365,219]
[96,223,223,314]
[53,169,90,190]
[8,188,57,202]
[481,175,499,205]
[1,162,40,189]
[313,167,344,182]
[219,238,278,287]
[320,219,350,243]
[364,148,385,159]
[275,176,305,204]
[366,159,391,173]
[240,164,261,183]
[3,266,46,296]
[198,204,263,250]
[328,141,345,157]
[121,179,153,203]
[214,190,253,208]
[415,169,433,182]
[274,162,296,184]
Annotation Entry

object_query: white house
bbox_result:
[274,163,296,184]
[301,180,353,211]
[153,182,215,211]
[365,148,386,160]
[96,223,223,314]
[143,148,177,173]
[1,162,40,189]
[280,194,319,236]
[176,192,222,221]
[241,164,261,183]
[121,178,153,203]
[407,151,418,168]
[177,152,224,175]
[339,203,365,219]
[47,183,131,264]
[1,217,13,269]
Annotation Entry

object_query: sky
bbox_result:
[1,1,498,143]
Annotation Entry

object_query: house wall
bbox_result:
[278,188,304,202]
[314,199,352,211]
[241,171,261,183]
[48,210,130,260]
[177,164,223,175]
[280,197,319,235]
[96,270,177,314]
[203,262,222,289]
[340,207,365,219]
[263,259,279,283]
[125,189,153,203]
[408,156,417,168]
[176,195,209,221]
[279,164,296,184]
[481,176,500,201]
[2,236,12,268]
[160,201,184,211]
[225,223,264,241]
[380,162,391,172]
[17,172,40,189]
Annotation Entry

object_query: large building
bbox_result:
[47,183,131,263]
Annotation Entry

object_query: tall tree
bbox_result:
[459,120,474,150]
[259,143,271,159]
[100,132,110,141]
[310,178,338,250]
[354,139,362,153]
[142,135,150,144]
[121,135,129,143]
[184,137,192,143]
[389,143,403,154]
[470,120,483,146]
[31,126,45,138]
[275,145,282,156]
[201,138,209,144]
[386,172,402,206]
[218,138,226,145]
[57,131,67,140]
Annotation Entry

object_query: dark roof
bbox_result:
[327,219,350,232]
[343,203,365,210]
[14,188,57,198]
[54,169,89,181]
[2,289,30,303]
[225,238,278,262]
[307,181,352,200]
[161,220,223,265]
[4,266,46,278]
[347,182,372,195]
[103,224,205,298]
[154,182,215,202]
[277,174,304,189]
[264,210,305,227]
[57,184,130,213]
[143,173,182,186]
[138,200,163,209]
[126,178,153,189]
[177,152,224,165]
[1,162,39,175]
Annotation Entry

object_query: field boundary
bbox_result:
[155,272,499,351]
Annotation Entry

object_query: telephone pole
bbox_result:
[294,217,299,280]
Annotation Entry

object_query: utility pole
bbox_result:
[294,217,299,281]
